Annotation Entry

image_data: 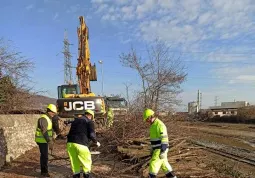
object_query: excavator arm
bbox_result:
[77,16,97,95]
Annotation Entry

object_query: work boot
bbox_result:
[73,173,80,178]
[83,173,92,178]
[166,171,177,178]
[149,173,156,178]
[41,172,50,177]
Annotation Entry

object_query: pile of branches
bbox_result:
[100,113,217,177]
[236,106,255,124]
[103,112,147,145]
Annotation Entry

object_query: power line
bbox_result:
[130,48,255,55]
[101,71,255,82]
[214,96,219,106]
[183,60,255,64]
[123,82,132,106]
[92,55,255,64]
[93,53,255,59]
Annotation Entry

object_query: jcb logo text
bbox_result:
[64,101,95,111]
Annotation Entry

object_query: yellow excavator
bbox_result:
[56,16,107,127]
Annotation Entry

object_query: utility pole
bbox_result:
[123,82,132,107]
[200,92,202,110]
[62,29,73,84]
[197,90,201,112]
[214,96,218,106]
[98,60,104,96]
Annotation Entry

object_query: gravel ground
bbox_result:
[0,121,255,178]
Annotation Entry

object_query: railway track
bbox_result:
[191,140,255,167]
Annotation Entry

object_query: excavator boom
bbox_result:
[77,16,97,95]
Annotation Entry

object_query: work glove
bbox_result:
[96,141,101,147]
[48,140,54,151]
[64,121,71,125]
[159,152,166,159]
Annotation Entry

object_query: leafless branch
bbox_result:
[0,38,47,113]
[120,40,187,113]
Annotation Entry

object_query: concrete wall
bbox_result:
[0,114,40,169]
[212,110,237,117]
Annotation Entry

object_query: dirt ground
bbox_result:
[0,120,254,178]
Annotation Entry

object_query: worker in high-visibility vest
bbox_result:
[107,108,114,128]
[35,104,59,177]
[67,109,101,178]
[143,109,177,178]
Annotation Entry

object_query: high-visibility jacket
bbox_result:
[35,114,53,143]
[107,108,114,118]
[107,108,114,127]
[149,118,169,150]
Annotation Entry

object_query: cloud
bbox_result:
[211,65,255,84]
[66,4,81,13]
[120,38,132,44]
[91,0,104,3]
[205,52,250,62]
[38,8,44,13]
[90,0,255,108]
[44,0,60,3]
[230,75,255,84]
[26,4,34,10]
[65,3,90,19]
[91,0,255,46]
[53,12,59,21]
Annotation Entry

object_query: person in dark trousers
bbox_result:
[67,110,101,178]
[35,104,60,177]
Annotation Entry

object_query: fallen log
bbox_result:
[170,139,187,151]
[117,146,151,159]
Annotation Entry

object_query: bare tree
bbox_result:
[120,47,150,107]
[0,38,36,113]
[120,40,187,112]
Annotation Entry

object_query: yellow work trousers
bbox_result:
[149,148,173,176]
[67,142,92,174]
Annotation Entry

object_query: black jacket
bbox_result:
[67,116,97,146]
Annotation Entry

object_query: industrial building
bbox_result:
[209,101,249,117]
[188,101,197,114]
[188,90,202,114]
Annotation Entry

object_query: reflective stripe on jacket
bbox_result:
[149,118,169,150]
[35,114,53,143]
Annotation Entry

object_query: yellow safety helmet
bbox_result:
[143,108,154,121]
[47,104,57,113]
[85,109,94,119]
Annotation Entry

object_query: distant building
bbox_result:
[209,101,249,117]
[221,101,249,108]
[188,101,197,114]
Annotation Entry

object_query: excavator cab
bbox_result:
[104,96,129,116]
[57,84,80,98]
